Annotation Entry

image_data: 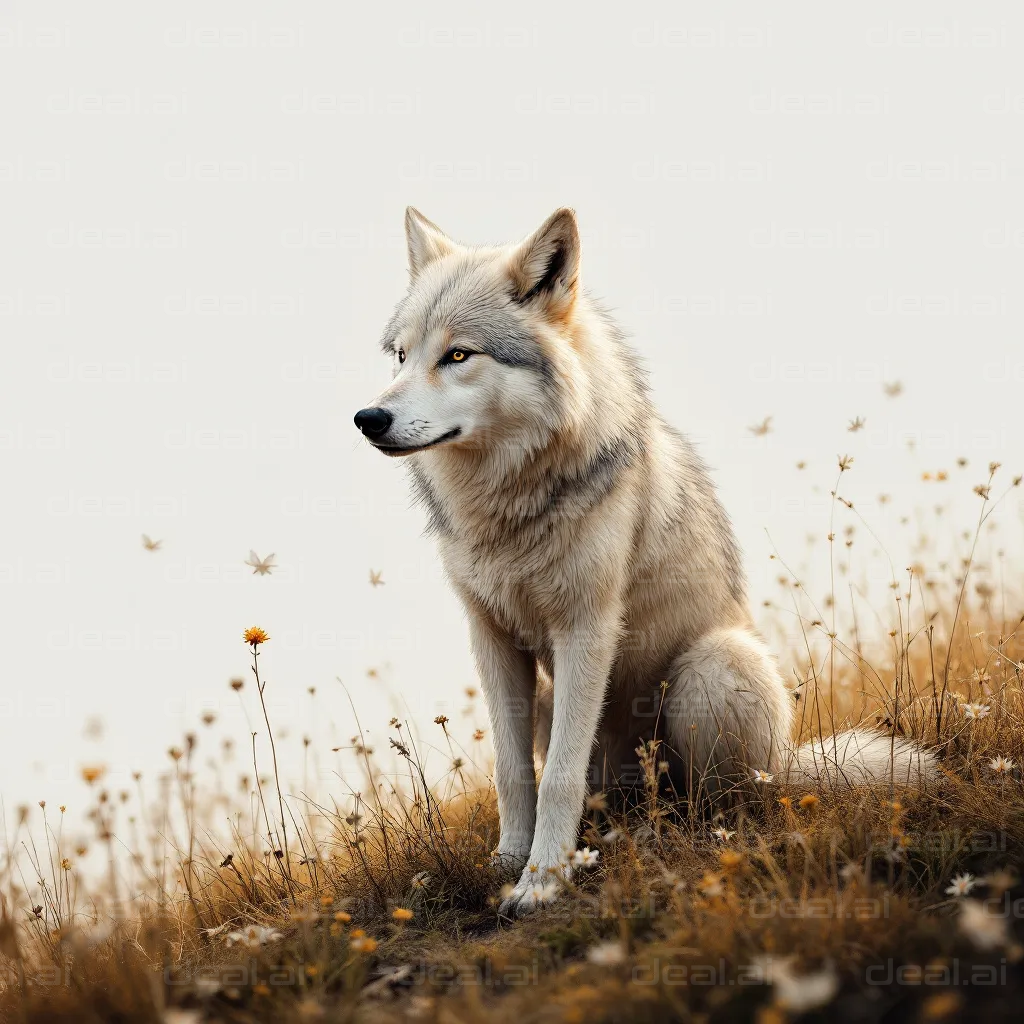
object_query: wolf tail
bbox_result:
[783,728,938,788]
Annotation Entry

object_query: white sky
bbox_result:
[1,1,1022,855]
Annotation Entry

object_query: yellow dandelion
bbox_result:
[81,766,105,785]
[333,911,351,923]
[778,796,792,809]
[350,935,377,953]
[243,626,269,646]
[798,794,819,811]
[392,907,414,922]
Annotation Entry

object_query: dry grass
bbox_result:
[1,464,1023,1022]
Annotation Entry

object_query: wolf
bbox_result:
[355,207,937,915]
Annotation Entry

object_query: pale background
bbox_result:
[1,1,1022,848]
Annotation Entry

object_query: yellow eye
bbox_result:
[451,350,466,362]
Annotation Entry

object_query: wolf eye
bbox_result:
[397,350,405,364]
[441,349,471,365]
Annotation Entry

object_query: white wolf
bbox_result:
[355,208,936,915]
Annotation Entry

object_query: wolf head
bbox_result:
[354,208,585,457]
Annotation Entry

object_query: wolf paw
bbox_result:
[489,848,529,878]
[497,863,568,918]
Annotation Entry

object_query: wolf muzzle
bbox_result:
[354,407,393,440]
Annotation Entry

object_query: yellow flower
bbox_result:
[798,794,819,810]
[253,983,271,997]
[81,766,105,785]
[333,911,351,923]
[392,907,414,921]
[319,895,334,908]
[350,935,377,953]
[719,849,744,873]
[778,796,792,809]
[243,626,270,646]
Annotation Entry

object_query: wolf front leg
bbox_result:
[468,614,538,871]
[499,618,619,916]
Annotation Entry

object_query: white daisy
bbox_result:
[961,702,991,720]
[528,882,561,905]
[713,827,736,842]
[587,941,626,966]
[224,924,283,949]
[945,873,977,898]
[752,770,774,784]
[989,755,1014,774]
[572,846,600,868]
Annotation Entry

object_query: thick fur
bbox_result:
[356,208,937,914]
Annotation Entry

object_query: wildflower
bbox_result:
[527,882,561,906]
[229,678,244,691]
[838,454,854,471]
[778,796,792,809]
[959,900,1009,950]
[202,924,228,937]
[587,941,626,966]
[713,827,736,842]
[253,984,271,997]
[80,766,105,785]
[224,925,283,949]
[299,853,319,866]
[433,715,448,726]
[392,907,414,922]
[200,711,216,726]
[945,873,977,898]
[410,871,431,890]
[719,849,744,873]
[961,702,990,720]
[586,792,608,811]
[989,755,1014,774]
[601,828,621,844]
[319,895,333,908]
[798,794,819,811]
[60,859,71,870]
[572,846,600,868]
[752,770,774,784]
[757,956,838,1013]
[473,729,485,741]
[243,626,269,646]
[698,873,724,898]
[350,934,378,953]
[245,551,276,576]
[334,911,351,923]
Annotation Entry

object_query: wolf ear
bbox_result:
[508,208,580,316]
[405,207,457,280]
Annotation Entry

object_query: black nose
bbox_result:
[354,407,393,439]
